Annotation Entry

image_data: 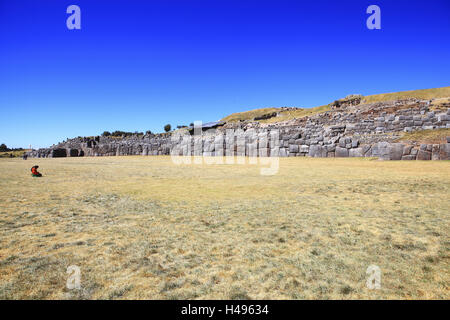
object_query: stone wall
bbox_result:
[27,99,450,161]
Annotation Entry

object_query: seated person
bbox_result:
[31,165,42,177]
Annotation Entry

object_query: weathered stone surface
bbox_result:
[388,143,404,160]
[403,145,413,155]
[404,127,412,132]
[371,142,390,160]
[431,144,440,160]
[362,145,372,157]
[417,150,431,160]
[300,145,309,153]
[335,147,349,157]
[349,148,363,157]
[439,143,450,160]
[308,145,323,158]
[289,145,299,153]
[27,98,448,161]
[291,133,300,140]
[401,155,416,160]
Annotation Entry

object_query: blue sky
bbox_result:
[0,0,449,148]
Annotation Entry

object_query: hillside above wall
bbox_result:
[219,86,450,125]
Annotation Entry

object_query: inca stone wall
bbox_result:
[28,99,450,161]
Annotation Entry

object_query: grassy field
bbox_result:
[0,156,449,299]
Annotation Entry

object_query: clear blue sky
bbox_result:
[1,0,449,148]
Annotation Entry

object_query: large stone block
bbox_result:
[308,145,327,158]
[439,143,450,160]
[326,144,336,152]
[403,145,413,155]
[349,148,363,157]
[335,147,349,157]
[300,145,309,153]
[388,143,404,160]
[308,145,322,157]
[432,144,440,160]
[362,145,372,157]
[371,142,390,160]
[291,133,300,140]
[289,144,299,153]
[417,150,431,160]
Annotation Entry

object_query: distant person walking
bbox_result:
[31,165,42,177]
[23,154,28,160]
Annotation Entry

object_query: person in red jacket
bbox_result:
[31,165,42,177]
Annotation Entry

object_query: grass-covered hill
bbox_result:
[220,86,450,124]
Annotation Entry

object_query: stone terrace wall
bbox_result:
[267,100,450,160]
[28,99,450,161]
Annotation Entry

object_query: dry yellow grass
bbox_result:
[0,156,449,299]
[395,128,450,144]
[430,97,450,111]
[261,105,331,124]
[362,86,450,104]
[220,105,331,124]
[221,108,280,123]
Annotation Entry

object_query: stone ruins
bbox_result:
[27,98,450,161]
